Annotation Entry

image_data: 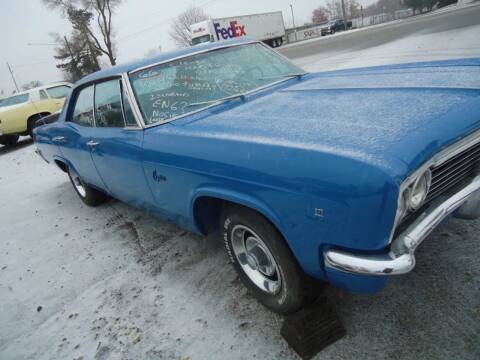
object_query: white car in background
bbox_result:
[0,82,72,146]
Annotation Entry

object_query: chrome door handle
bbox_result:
[52,136,65,142]
[86,140,99,147]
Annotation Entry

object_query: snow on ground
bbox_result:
[1,18,480,360]
[294,23,480,72]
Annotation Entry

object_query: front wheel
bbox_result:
[68,168,108,207]
[222,205,317,314]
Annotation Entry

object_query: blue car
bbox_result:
[34,39,480,314]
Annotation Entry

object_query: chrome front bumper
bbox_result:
[324,175,480,276]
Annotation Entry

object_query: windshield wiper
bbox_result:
[258,72,307,80]
[186,93,247,108]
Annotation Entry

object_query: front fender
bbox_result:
[190,186,285,238]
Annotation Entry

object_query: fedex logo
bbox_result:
[213,21,247,40]
[192,27,206,34]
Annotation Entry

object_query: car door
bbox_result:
[31,89,54,114]
[89,78,153,208]
[57,84,107,190]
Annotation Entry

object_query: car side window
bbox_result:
[71,85,94,127]
[47,85,71,99]
[94,80,125,128]
[39,90,49,100]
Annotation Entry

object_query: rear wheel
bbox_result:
[221,205,322,314]
[27,114,46,138]
[68,168,108,207]
[0,135,19,147]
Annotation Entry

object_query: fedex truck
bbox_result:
[190,11,286,48]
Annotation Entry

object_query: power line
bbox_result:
[117,0,223,42]
[15,60,53,68]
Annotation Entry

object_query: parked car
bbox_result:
[34,39,480,314]
[0,82,72,146]
[321,19,352,36]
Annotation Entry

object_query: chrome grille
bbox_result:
[426,141,480,202]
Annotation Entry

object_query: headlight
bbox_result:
[407,170,432,211]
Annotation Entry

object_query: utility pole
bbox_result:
[290,4,297,42]
[361,5,364,27]
[340,0,348,31]
[6,62,20,93]
[64,36,75,60]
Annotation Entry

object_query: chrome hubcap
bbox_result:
[231,225,281,294]
[70,171,86,197]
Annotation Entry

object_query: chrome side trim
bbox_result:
[34,147,49,164]
[324,175,480,276]
[121,73,145,129]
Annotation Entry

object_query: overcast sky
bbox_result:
[0,0,374,95]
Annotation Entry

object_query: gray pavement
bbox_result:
[279,4,480,61]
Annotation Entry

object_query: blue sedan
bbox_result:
[34,39,480,314]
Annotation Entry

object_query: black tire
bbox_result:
[0,135,19,147]
[221,205,320,314]
[67,168,108,207]
[27,114,45,138]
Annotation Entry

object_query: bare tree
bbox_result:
[169,6,209,48]
[312,7,329,23]
[364,0,406,16]
[43,0,120,65]
[325,0,361,19]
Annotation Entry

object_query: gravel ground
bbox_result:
[1,9,480,359]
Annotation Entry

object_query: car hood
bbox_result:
[174,59,480,180]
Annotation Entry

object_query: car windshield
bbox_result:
[191,35,211,45]
[0,93,29,107]
[129,43,304,125]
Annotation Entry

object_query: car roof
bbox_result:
[76,38,255,87]
[8,82,73,97]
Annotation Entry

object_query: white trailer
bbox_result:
[190,11,286,48]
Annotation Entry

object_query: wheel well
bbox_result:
[193,196,226,236]
[192,196,281,238]
[54,159,68,173]
[28,113,50,126]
